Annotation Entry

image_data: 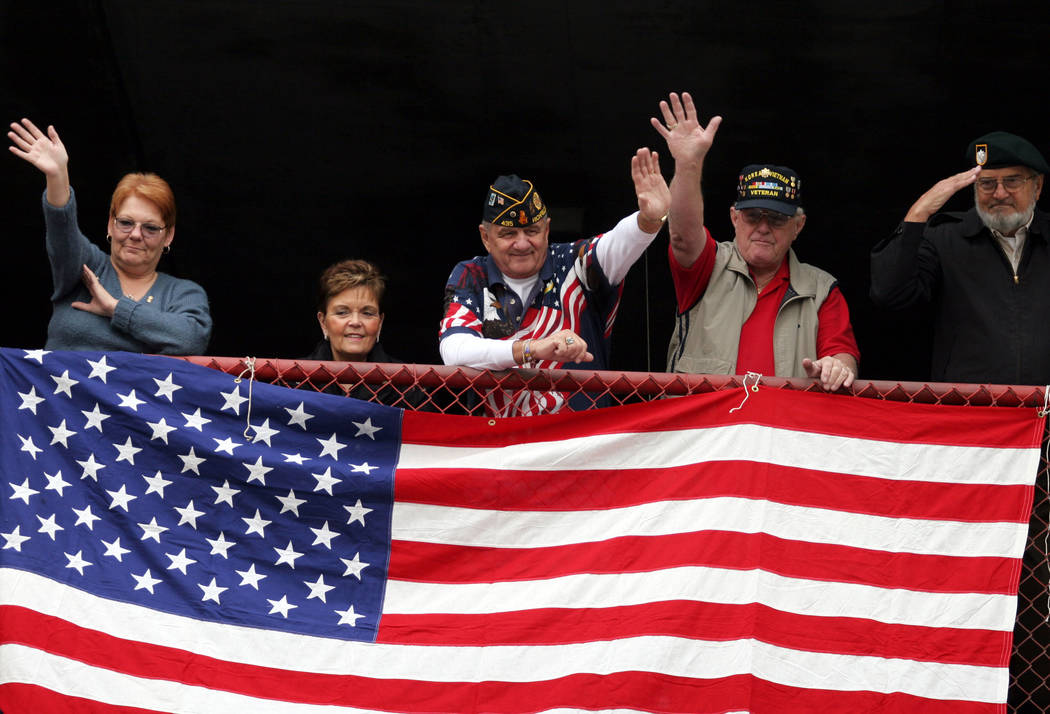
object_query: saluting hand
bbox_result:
[904,167,982,223]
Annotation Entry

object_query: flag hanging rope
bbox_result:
[729,371,763,413]
[234,357,257,440]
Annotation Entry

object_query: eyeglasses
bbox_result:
[975,175,1037,194]
[113,217,167,239]
[737,207,793,228]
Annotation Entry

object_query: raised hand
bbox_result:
[8,118,68,177]
[631,147,670,232]
[650,92,718,267]
[904,167,982,223]
[9,118,71,206]
[650,92,722,165]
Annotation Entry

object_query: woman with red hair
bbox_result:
[8,118,211,354]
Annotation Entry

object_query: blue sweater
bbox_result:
[43,188,212,355]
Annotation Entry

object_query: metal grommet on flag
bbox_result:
[729,372,763,414]
[234,357,257,440]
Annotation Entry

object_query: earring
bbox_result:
[163,245,171,254]
[323,332,329,341]
[106,234,112,244]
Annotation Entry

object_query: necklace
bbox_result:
[122,273,158,302]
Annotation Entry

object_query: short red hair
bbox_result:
[109,173,176,227]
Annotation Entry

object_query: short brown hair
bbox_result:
[317,259,386,313]
[109,173,176,227]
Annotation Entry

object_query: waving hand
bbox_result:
[8,118,71,206]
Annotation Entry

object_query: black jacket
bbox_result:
[871,207,1050,385]
[305,341,428,409]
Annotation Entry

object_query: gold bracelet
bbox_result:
[641,213,668,233]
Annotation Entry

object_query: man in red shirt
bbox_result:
[651,92,859,390]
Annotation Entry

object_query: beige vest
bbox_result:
[667,242,837,377]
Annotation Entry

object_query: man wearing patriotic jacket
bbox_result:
[653,92,859,391]
[439,148,671,415]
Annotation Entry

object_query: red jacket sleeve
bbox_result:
[816,286,860,361]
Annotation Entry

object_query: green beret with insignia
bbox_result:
[483,174,549,227]
[967,131,1050,174]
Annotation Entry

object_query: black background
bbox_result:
[2,1,1048,381]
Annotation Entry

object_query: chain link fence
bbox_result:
[182,356,1050,711]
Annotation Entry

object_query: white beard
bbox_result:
[977,203,1034,235]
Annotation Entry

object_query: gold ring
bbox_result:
[668,122,677,129]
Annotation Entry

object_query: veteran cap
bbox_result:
[968,132,1050,174]
[482,174,549,227]
[735,164,802,215]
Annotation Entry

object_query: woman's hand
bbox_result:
[8,118,71,206]
[71,265,118,318]
[9,118,68,176]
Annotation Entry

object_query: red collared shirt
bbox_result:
[669,232,859,375]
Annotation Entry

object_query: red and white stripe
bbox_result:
[483,289,580,415]
[2,387,1040,712]
[439,303,482,333]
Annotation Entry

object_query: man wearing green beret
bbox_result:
[871,131,1049,385]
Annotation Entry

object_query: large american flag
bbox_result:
[0,347,1041,712]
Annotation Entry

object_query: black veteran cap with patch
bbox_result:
[483,174,549,227]
[735,164,802,215]
[968,131,1050,174]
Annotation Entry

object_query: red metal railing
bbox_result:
[183,357,1050,711]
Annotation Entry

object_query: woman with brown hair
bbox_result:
[311,259,390,364]
[8,118,211,354]
[309,259,425,408]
